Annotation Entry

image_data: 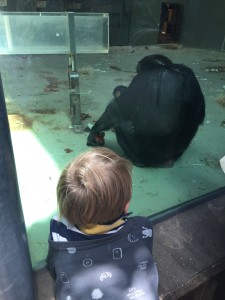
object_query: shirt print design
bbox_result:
[142,227,152,238]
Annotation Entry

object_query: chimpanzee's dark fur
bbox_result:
[87,55,205,167]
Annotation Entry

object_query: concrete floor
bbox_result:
[1,45,225,271]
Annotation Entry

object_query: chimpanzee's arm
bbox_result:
[87,100,121,146]
[90,107,115,134]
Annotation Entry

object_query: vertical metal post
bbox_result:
[222,34,225,51]
[0,75,36,299]
[68,12,82,133]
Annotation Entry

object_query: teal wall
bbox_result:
[2,0,225,50]
[182,0,225,50]
[129,0,225,50]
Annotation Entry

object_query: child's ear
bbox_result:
[124,202,130,214]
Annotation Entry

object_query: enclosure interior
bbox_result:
[0,1,225,268]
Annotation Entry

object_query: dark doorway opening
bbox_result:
[158,3,183,44]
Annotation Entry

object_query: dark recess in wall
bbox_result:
[158,3,183,44]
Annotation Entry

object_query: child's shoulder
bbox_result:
[130,215,153,227]
[127,216,153,237]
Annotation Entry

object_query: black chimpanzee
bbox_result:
[87,54,205,167]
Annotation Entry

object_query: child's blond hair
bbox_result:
[57,148,132,226]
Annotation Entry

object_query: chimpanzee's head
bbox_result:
[137,54,172,73]
[113,85,127,98]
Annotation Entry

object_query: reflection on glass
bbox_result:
[0,12,109,54]
[75,14,109,53]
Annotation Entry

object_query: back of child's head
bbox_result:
[57,147,132,226]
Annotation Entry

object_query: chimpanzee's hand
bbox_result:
[87,132,105,147]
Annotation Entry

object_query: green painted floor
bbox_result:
[1,45,225,268]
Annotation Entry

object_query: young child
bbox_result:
[47,147,159,300]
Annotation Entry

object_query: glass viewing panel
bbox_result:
[0,12,109,54]
[74,14,109,53]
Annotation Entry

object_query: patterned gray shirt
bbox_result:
[47,216,159,300]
